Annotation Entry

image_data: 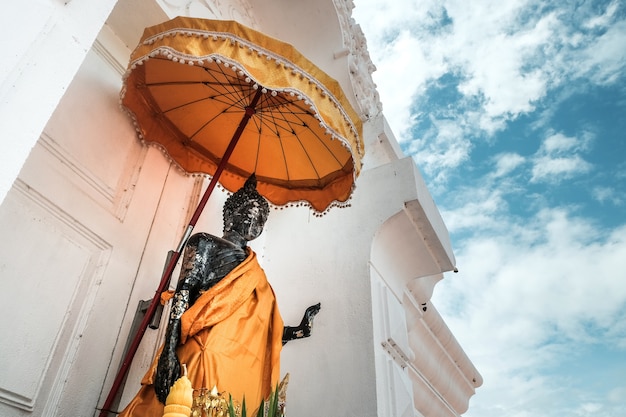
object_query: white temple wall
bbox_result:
[0,0,119,205]
[0,39,196,415]
[261,153,441,415]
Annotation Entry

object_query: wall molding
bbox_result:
[38,132,147,222]
[0,180,112,412]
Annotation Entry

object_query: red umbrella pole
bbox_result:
[98,88,262,416]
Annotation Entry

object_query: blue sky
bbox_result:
[354,1,626,416]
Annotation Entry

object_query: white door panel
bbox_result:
[0,44,192,417]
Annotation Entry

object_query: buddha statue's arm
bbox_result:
[154,234,218,403]
[154,311,183,403]
[154,275,193,403]
[282,303,321,345]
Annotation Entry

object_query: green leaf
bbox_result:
[268,385,279,417]
[256,397,265,417]
[228,394,236,417]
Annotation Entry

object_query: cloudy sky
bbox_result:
[353,1,626,416]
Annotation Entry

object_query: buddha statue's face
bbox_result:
[224,200,268,241]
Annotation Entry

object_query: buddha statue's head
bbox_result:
[223,174,270,242]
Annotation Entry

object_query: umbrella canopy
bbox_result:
[122,17,364,213]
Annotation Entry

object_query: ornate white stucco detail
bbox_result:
[157,0,259,28]
[333,0,382,121]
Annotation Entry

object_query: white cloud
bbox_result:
[592,186,624,206]
[575,402,604,416]
[354,0,626,185]
[583,0,620,29]
[530,132,593,183]
[356,0,561,140]
[452,13,554,120]
[530,155,592,182]
[608,386,626,403]
[541,132,589,153]
[440,188,509,233]
[433,205,626,417]
[369,29,447,142]
[407,117,472,184]
[493,153,526,177]
[578,19,626,85]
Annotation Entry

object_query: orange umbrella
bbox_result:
[99,17,363,416]
[122,16,363,213]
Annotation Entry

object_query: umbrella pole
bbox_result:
[98,89,263,416]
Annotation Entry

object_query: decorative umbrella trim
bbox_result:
[114,129,354,217]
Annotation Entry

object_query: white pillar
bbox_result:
[0,0,118,204]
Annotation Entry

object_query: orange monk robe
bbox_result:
[119,249,284,417]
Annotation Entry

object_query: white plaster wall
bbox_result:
[0,0,119,205]
[260,152,434,416]
[0,40,195,416]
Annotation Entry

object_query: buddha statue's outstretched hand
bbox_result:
[282,303,321,344]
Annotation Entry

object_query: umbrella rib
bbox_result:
[260,95,326,182]
[247,100,291,180]
[203,64,252,108]
[187,110,235,141]
[145,79,251,91]
[274,127,292,182]
[271,98,345,168]
[273,96,347,180]
[175,63,265,141]
[148,81,251,115]
[260,96,313,116]
[299,120,346,168]
[161,96,217,114]
[187,98,259,141]
[246,113,263,174]
[256,95,311,135]
[156,90,249,116]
